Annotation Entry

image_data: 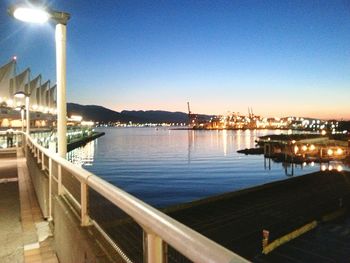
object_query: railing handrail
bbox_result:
[22,131,248,263]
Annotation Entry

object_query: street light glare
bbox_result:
[14,92,26,98]
[13,7,50,24]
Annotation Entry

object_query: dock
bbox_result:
[165,170,350,261]
[89,170,350,262]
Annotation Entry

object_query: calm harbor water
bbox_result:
[68,127,345,208]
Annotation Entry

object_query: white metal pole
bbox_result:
[25,96,30,135]
[56,23,67,157]
[21,109,24,132]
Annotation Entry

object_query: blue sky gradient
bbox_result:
[1,0,349,119]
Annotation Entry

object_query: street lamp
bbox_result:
[15,105,25,132]
[14,91,30,135]
[8,3,70,158]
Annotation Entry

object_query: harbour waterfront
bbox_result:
[68,127,348,207]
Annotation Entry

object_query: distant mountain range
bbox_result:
[67,103,211,123]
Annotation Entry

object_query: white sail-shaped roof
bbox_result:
[0,60,16,103]
[25,74,41,108]
[9,68,30,96]
[47,84,56,109]
[37,80,50,109]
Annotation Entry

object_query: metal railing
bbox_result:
[21,131,248,263]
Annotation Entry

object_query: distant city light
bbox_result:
[70,115,83,122]
[294,146,299,154]
[81,121,94,126]
[336,148,343,155]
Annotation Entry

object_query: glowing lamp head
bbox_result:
[327,149,333,156]
[11,6,50,24]
[309,144,315,151]
[14,91,26,99]
[301,145,307,151]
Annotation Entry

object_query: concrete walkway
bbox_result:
[0,148,59,263]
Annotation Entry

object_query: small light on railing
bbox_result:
[321,165,327,171]
[328,165,333,171]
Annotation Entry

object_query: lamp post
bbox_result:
[15,105,25,132]
[15,105,25,147]
[14,91,30,135]
[8,4,70,158]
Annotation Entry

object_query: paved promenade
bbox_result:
[0,148,58,263]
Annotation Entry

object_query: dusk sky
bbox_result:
[1,0,349,119]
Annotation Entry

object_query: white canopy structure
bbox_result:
[37,80,50,111]
[0,59,16,105]
[10,68,30,95]
[0,59,56,114]
[25,74,42,109]
[46,84,57,111]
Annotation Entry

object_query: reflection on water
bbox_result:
[68,127,349,208]
[67,140,96,167]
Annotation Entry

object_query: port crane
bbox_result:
[187,102,197,127]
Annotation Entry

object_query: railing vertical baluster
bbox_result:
[58,164,63,195]
[144,231,164,263]
[81,181,89,226]
[48,157,53,221]
[41,152,45,170]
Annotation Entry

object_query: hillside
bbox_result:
[67,103,209,123]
